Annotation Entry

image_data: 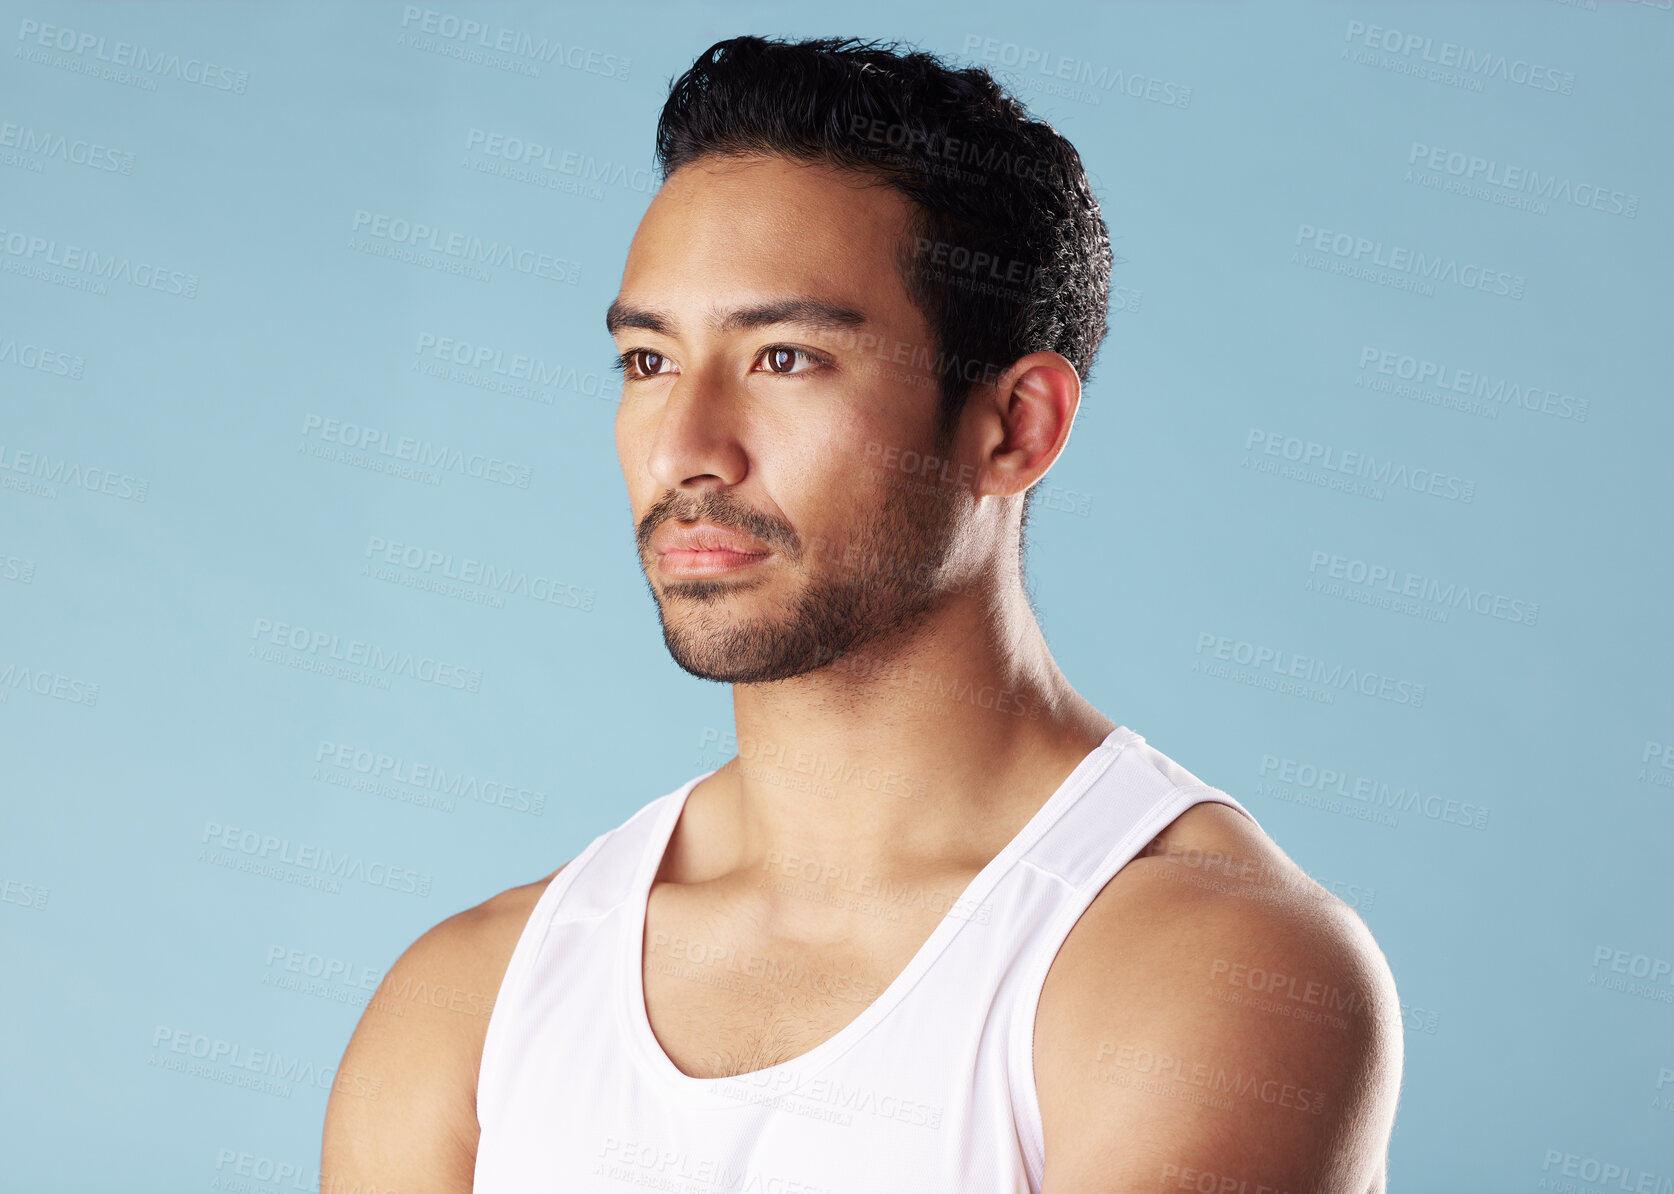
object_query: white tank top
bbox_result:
[474,725,1257,1193]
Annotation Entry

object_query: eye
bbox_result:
[612,349,674,380]
[754,345,830,376]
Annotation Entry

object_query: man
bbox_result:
[323,35,1402,1193]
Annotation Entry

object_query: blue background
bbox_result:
[2,1,1670,1189]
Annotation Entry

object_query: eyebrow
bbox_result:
[604,296,870,338]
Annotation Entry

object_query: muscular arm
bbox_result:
[1035,828,1403,1194]
[321,867,565,1194]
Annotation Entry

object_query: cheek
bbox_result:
[779,442,897,552]
[754,429,856,541]
[817,404,896,483]
[613,420,660,530]
[614,404,650,481]
[838,408,932,507]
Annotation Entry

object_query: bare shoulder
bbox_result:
[321,862,570,1194]
[1034,803,1403,1194]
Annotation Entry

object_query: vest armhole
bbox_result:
[1006,783,1245,1192]
[474,832,613,1132]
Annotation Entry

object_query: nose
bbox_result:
[641,360,750,493]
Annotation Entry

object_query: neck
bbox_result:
[690,574,1117,893]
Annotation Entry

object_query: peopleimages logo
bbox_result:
[363,535,595,612]
[1194,632,1426,708]
[1538,1149,1672,1193]
[1342,20,1576,94]
[0,443,149,502]
[1258,756,1490,830]
[1305,549,1539,627]
[463,129,654,195]
[1293,223,1525,300]
[0,336,85,379]
[299,414,532,488]
[212,1149,321,1192]
[1093,1041,1326,1115]
[1407,142,1638,218]
[350,210,580,285]
[1,879,49,910]
[960,35,1193,108]
[1641,740,1674,790]
[14,18,251,92]
[0,662,100,706]
[0,443,149,501]
[151,1025,379,1100]
[249,616,484,693]
[199,821,432,897]
[397,7,631,80]
[0,226,198,297]
[265,944,383,993]
[1356,345,1589,422]
[0,552,36,584]
[315,738,547,815]
[412,331,617,408]
[0,121,135,174]
[1244,428,1474,503]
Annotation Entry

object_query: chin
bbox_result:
[657,607,833,686]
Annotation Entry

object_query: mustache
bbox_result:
[637,490,801,559]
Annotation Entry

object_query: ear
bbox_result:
[969,351,1082,499]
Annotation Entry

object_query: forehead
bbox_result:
[616,154,923,332]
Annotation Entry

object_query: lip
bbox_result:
[651,521,771,555]
[651,521,774,578]
[658,547,774,578]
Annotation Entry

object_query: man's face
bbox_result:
[610,154,973,684]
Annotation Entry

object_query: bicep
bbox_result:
[321,914,491,1194]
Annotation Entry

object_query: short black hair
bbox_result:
[653,35,1113,538]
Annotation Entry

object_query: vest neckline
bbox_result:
[615,725,1136,1103]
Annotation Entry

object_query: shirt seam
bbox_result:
[475,799,661,1129]
[1011,781,1228,1190]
